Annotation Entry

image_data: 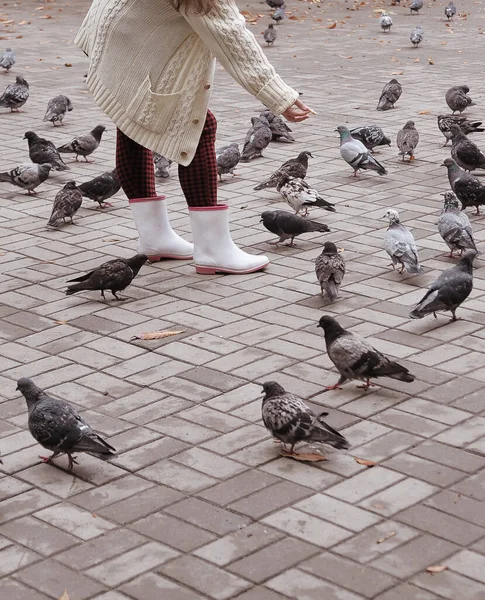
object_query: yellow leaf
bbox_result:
[428,57,434,65]
[354,457,377,467]
[58,591,70,600]
[426,565,448,574]
[55,320,69,325]
[376,531,396,544]
[130,329,186,341]
[418,110,430,114]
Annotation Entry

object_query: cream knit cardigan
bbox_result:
[75,0,299,165]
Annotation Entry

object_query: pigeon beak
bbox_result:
[15,385,19,391]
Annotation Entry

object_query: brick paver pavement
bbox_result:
[1,0,485,598]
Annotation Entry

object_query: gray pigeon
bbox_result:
[261,209,329,246]
[446,85,475,114]
[66,254,147,301]
[216,142,240,180]
[277,175,335,216]
[24,131,69,171]
[263,24,277,46]
[261,381,349,460]
[410,0,423,13]
[254,151,313,190]
[17,377,117,470]
[377,79,402,111]
[0,163,51,195]
[410,25,424,47]
[445,1,456,19]
[260,110,295,143]
[0,75,29,111]
[57,125,106,162]
[315,242,345,300]
[438,115,484,147]
[47,181,83,227]
[396,120,419,161]
[349,125,391,152]
[383,209,423,274]
[42,95,73,126]
[442,158,485,215]
[0,47,15,72]
[240,116,272,162]
[379,13,392,32]
[78,169,120,208]
[449,124,485,172]
[266,0,284,8]
[410,251,476,321]
[153,153,172,178]
[317,315,415,391]
[271,5,285,24]
[437,192,477,258]
[337,126,387,177]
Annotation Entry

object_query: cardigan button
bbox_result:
[180,151,188,158]
[204,84,210,90]
[193,118,199,124]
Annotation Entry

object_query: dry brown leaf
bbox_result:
[428,57,434,65]
[103,238,121,242]
[55,320,69,325]
[65,63,72,67]
[414,58,420,62]
[426,565,448,574]
[35,5,46,9]
[418,110,430,114]
[339,55,353,59]
[130,329,186,341]
[18,20,30,25]
[354,457,377,467]
[327,22,337,28]
[376,531,396,544]
[40,15,53,19]
[392,71,404,75]
[59,592,70,600]
[240,10,258,22]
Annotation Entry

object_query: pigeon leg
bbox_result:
[67,454,79,470]
[324,377,345,392]
[357,379,377,391]
[83,156,93,163]
[268,240,280,246]
[398,264,405,274]
[39,451,62,464]
[27,190,38,196]
[98,202,114,209]
[475,206,481,216]
[280,449,326,462]
[101,289,107,301]
[451,309,458,322]
[111,291,127,301]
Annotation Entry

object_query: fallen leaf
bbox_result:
[240,10,258,22]
[18,20,30,25]
[64,63,72,67]
[289,15,301,20]
[428,57,434,65]
[58,592,70,600]
[339,55,353,59]
[376,531,396,544]
[392,71,404,75]
[130,329,186,341]
[40,15,53,19]
[55,320,69,325]
[327,22,337,28]
[280,450,327,462]
[414,58,420,62]
[418,110,430,114]
[103,238,121,242]
[354,457,377,467]
[426,565,448,574]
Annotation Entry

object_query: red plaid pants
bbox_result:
[116,111,218,207]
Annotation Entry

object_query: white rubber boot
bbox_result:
[189,204,269,275]
[129,196,193,262]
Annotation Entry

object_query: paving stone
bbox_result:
[411,570,485,600]
[425,490,485,528]
[382,453,466,488]
[0,489,58,525]
[450,471,485,501]
[228,480,313,519]
[359,478,437,517]
[266,568,365,600]
[408,441,485,473]
[0,579,51,600]
[326,468,405,504]
[373,583,441,600]
[120,572,202,600]
[295,494,382,532]
[165,497,250,536]
[34,503,116,540]
[0,516,79,557]
[446,549,485,583]
[199,469,279,506]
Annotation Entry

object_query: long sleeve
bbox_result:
[181,0,299,115]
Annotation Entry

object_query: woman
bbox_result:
[75,0,312,274]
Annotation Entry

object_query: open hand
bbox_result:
[282,99,314,123]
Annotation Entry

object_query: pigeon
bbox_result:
[0,47,15,72]
[240,116,272,162]
[260,110,295,143]
[317,315,415,391]
[337,126,387,177]
[17,377,117,470]
[383,209,423,274]
[442,158,485,215]
[24,131,69,171]
[438,115,484,147]
[437,192,478,258]
[410,0,423,14]
[0,163,51,195]
[276,175,335,216]
[396,120,419,161]
[349,125,391,152]
[216,142,240,180]
[66,254,147,301]
[261,210,329,246]
[376,79,402,111]
[78,169,120,208]
[271,5,285,24]
[0,75,29,112]
[263,23,277,46]
[153,153,172,178]
[410,251,476,322]
[449,124,485,172]
[261,381,349,461]
[254,151,313,190]
[47,181,83,227]
[266,0,284,7]
[445,1,456,19]
[57,125,106,162]
[42,95,73,126]
[379,13,393,33]
[315,242,345,300]
[445,85,475,114]
[410,25,424,47]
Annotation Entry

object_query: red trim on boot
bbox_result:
[129,195,166,204]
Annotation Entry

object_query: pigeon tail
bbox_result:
[310,418,350,450]
[305,220,330,233]
[65,282,88,295]
[303,197,336,212]
[322,281,339,301]
[410,290,440,319]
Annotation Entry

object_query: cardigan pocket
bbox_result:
[126,75,183,133]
